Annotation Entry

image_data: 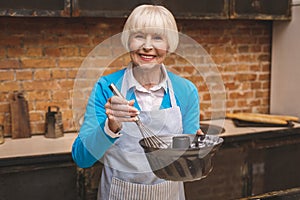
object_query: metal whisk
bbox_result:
[109,83,169,148]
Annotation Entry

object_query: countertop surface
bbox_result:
[0,132,77,159]
[0,119,299,159]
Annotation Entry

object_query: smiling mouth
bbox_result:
[139,54,156,61]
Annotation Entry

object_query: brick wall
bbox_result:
[0,17,271,135]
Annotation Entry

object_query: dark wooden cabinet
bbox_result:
[0,154,79,200]
[230,0,292,20]
[0,0,291,20]
[72,0,229,19]
[0,0,70,17]
[72,0,291,20]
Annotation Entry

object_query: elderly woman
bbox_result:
[72,4,201,200]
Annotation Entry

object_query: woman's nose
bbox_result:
[142,36,153,51]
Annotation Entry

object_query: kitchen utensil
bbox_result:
[191,131,206,148]
[139,134,223,182]
[45,106,64,138]
[172,135,190,148]
[200,123,226,134]
[10,92,31,139]
[109,83,168,148]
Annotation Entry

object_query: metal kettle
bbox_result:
[45,106,64,138]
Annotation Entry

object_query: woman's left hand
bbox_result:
[196,129,205,136]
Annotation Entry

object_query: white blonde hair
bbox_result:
[121,4,179,53]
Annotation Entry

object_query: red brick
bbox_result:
[21,58,56,68]
[262,82,270,89]
[58,36,91,46]
[0,71,14,81]
[22,80,60,90]
[60,47,80,57]
[7,47,25,57]
[258,54,270,62]
[29,112,44,121]
[23,35,44,46]
[0,48,6,58]
[226,100,236,108]
[30,122,45,135]
[34,70,51,80]
[52,69,67,79]
[225,82,239,90]
[52,90,69,100]
[0,92,10,102]
[67,69,78,79]
[202,93,211,101]
[229,91,254,99]
[27,47,43,57]
[0,81,20,92]
[236,64,250,71]
[251,82,262,89]
[0,59,20,69]
[259,73,270,81]
[16,70,33,80]
[35,101,69,111]
[0,103,10,112]
[250,45,262,52]
[58,58,83,68]
[79,47,94,57]
[62,109,73,119]
[250,64,260,71]
[58,80,74,89]
[27,90,51,101]
[234,73,257,81]
[44,47,60,57]
[0,35,22,46]
[255,91,269,98]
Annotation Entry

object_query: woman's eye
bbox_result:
[135,34,144,39]
[153,35,163,40]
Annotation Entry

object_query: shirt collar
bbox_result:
[125,62,168,93]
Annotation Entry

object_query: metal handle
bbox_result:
[109,83,141,122]
[109,83,124,98]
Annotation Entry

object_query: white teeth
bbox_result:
[141,55,154,59]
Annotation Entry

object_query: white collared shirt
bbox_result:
[127,63,167,111]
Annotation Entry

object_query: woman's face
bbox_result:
[128,32,169,69]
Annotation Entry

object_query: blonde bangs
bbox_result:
[121,5,179,52]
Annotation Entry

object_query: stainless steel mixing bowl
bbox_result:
[139,134,223,182]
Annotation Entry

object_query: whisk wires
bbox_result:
[109,83,169,149]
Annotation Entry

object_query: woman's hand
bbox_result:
[105,96,139,132]
[196,129,205,136]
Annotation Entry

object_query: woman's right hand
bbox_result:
[105,96,139,132]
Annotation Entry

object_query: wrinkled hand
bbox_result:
[105,96,139,132]
[196,129,205,136]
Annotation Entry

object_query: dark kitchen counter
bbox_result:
[0,133,79,200]
[1,121,300,200]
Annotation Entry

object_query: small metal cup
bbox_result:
[172,136,190,149]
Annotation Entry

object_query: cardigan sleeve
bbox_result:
[72,78,118,168]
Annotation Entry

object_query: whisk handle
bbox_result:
[109,83,125,98]
[109,83,141,122]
